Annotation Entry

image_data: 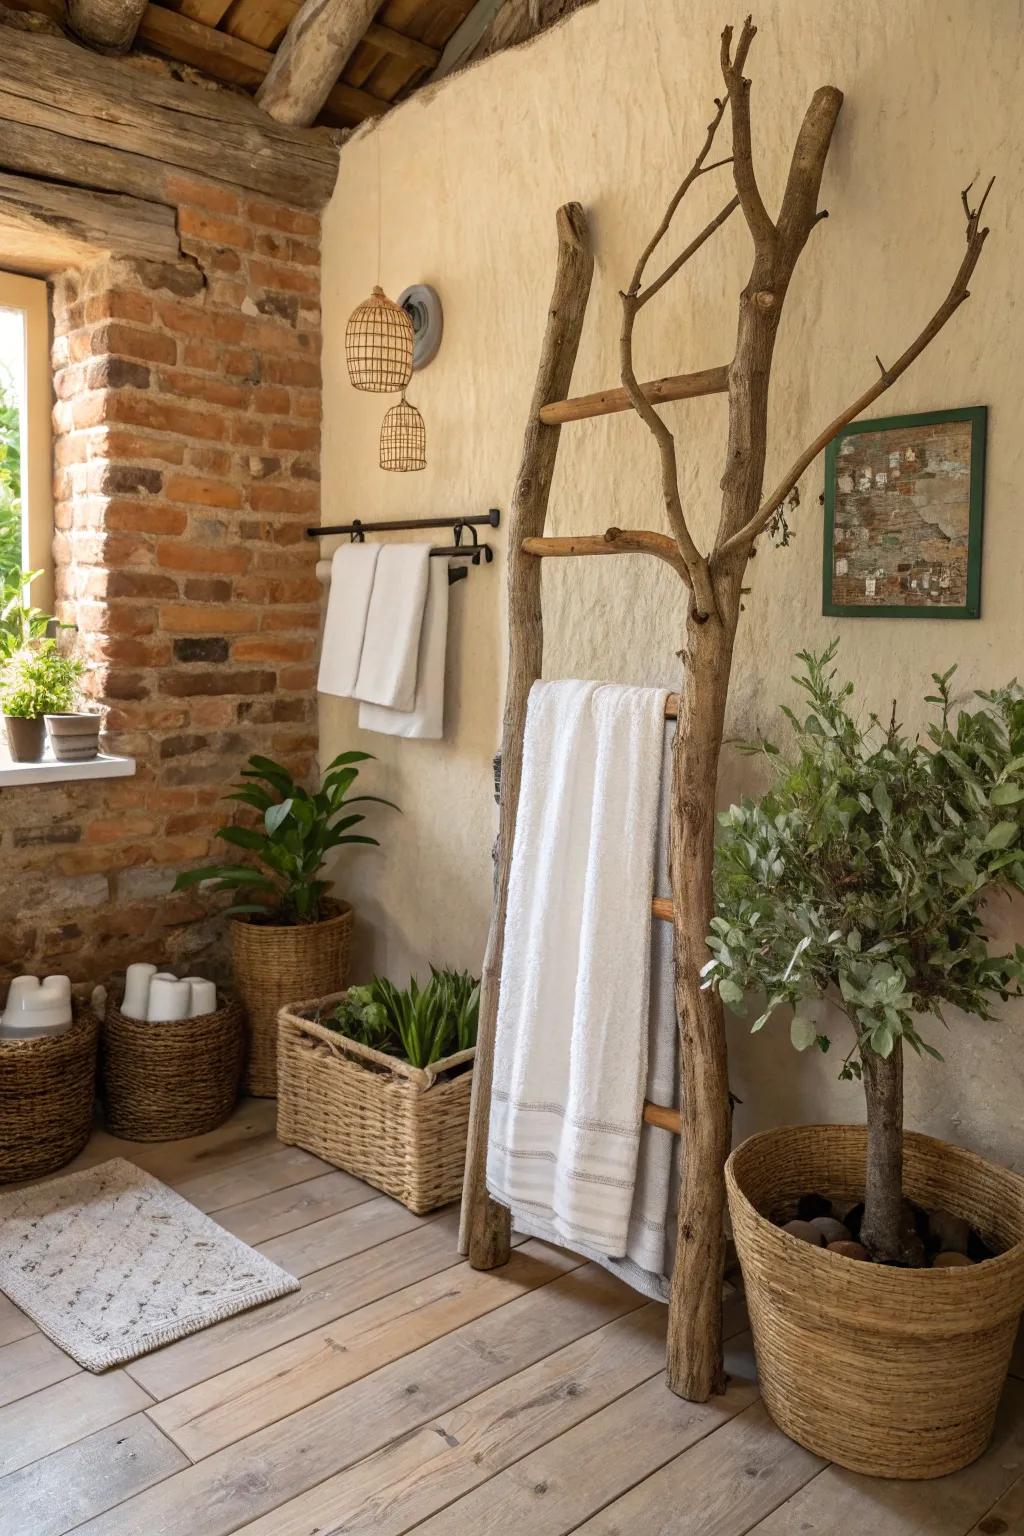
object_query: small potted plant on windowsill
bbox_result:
[278,967,480,1214]
[0,642,87,763]
[706,645,1024,1480]
[175,752,398,1096]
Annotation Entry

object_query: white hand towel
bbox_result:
[316,542,381,698]
[487,678,669,1281]
[358,557,449,740]
[354,544,431,711]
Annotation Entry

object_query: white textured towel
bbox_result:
[316,542,380,697]
[354,544,431,711]
[359,557,449,739]
[487,679,672,1292]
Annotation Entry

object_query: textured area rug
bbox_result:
[0,1157,299,1371]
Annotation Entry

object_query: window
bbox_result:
[0,271,53,616]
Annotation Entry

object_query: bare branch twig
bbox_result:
[721,14,775,246]
[636,196,740,309]
[717,189,992,558]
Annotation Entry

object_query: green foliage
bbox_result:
[0,377,22,582]
[703,643,1024,1080]
[324,966,481,1069]
[174,751,399,925]
[0,642,84,718]
[0,569,53,663]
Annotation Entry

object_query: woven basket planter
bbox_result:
[0,1005,98,1183]
[231,901,353,1097]
[277,992,475,1214]
[727,1124,1024,1479]
[100,994,245,1142]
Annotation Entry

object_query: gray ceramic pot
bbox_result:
[45,712,102,763]
[4,714,46,763]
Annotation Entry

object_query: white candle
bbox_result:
[183,977,217,1017]
[147,975,192,1023]
[122,963,157,1021]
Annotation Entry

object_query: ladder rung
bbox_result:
[665,694,679,718]
[521,530,685,578]
[651,897,673,922]
[643,1100,681,1134]
[539,365,729,426]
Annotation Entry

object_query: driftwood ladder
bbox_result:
[458,199,709,1379]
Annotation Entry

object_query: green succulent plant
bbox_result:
[324,966,481,1069]
[174,751,398,925]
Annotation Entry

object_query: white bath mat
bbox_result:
[0,1158,299,1371]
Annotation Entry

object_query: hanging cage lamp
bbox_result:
[345,285,414,393]
[380,393,426,473]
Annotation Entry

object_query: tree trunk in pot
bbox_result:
[860,1040,925,1265]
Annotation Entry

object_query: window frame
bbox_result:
[0,270,54,613]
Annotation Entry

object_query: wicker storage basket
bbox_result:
[232,901,353,1097]
[100,994,244,1142]
[727,1124,1024,1479]
[0,1005,98,1183]
[277,992,475,1214]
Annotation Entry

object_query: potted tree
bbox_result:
[175,752,397,1095]
[706,645,1024,1478]
[0,642,86,763]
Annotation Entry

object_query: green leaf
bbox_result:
[217,825,266,852]
[991,781,1024,805]
[265,798,294,836]
[870,1023,894,1058]
[790,1013,817,1051]
[871,781,893,823]
[718,978,744,1007]
[984,820,1019,850]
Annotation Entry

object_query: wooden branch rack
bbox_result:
[538,364,728,424]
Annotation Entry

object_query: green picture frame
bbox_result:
[822,405,987,620]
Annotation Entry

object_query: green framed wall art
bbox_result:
[822,405,986,619]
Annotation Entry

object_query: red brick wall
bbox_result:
[0,176,323,990]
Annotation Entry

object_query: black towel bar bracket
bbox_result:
[307,509,499,587]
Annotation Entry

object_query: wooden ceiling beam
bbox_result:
[256,0,379,126]
[66,0,146,51]
[137,3,387,119]
[0,16,339,206]
[0,166,180,273]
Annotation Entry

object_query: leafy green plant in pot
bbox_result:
[175,752,398,1095]
[0,641,85,763]
[706,644,1024,1477]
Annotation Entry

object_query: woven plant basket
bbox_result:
[0,1004,98,1183]
[277,992,475,1214]
[231,901,353,1097]
[727,1124,1024,1479]
[101,994,244,1142]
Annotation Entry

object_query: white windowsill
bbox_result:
[0,753,136,788]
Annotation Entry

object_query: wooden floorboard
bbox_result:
[0,1104,1018,1536]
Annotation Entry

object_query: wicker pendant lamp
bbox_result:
[345,286,414,393]
[380,393,426,473]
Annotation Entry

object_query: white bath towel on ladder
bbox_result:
[487,678,673,1294]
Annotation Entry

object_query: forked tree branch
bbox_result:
[717,181,993,557]
[721,15,775,247]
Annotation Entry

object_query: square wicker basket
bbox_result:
[276,993,476,1215]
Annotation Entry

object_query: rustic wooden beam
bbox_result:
[365,22,439,68]
[521,529,689,581]
[433,0,596,80]
[66,0,145,52]
[0,16,339,207]
[651,897,673,923]
[538,365,729,425]
[256,0,379,127]
[643,1100,681,1134]
[460,202,595,1271]
[0,167,179,272]
[136,4,388,121]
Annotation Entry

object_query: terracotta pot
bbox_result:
[3,714,46,763]
[230,900,354,1097]
[727,1124,1024,1478]
[45,712,102,763]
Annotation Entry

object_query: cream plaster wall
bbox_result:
[320,0,1024,1170]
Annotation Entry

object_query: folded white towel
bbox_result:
[316,542,380,698]
[358,556,449,740]
[354,544,431,711]
[487,679,670,1288]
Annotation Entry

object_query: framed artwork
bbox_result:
[822,405,986,619]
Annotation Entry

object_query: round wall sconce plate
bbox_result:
[398,284,443,370]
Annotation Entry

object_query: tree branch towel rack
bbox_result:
[307,510,500,586]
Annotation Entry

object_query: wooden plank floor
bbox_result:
[1,1100,1023,1535]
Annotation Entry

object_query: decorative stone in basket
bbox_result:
[277,986,477,1216]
